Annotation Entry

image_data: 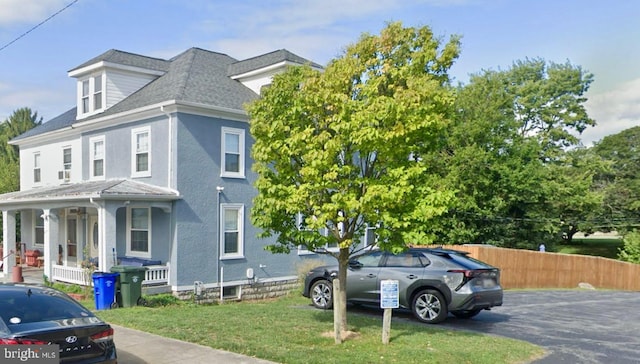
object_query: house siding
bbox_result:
[172,112,311,287]
[80,115,170,185]
[19,137,82,189]
[105,69,158,109]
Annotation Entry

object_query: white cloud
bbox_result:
[582,77,640,146]
[0,0,71,26]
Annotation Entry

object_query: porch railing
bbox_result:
[51,264,88,286]
[142,264,170,285]
[51,263,170,287]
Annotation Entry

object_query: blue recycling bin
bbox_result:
[92,272,119,310]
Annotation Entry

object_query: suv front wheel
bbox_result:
[412,289,447,324]
[310,280,333,309]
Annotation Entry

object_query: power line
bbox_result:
[0,0,79,54]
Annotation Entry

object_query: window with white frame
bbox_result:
[364,224,378,247]
[34,211,44,246]
[33,153,41,183]
[78,73,104,116]
[221,127,245,178]
[93,75,103,110]
[81,80,90,114]
[131,127,151,177]
[90,136,105,179]
[127,207,150,257]
[220,204,244,258]
[296,212,332,254]
[62,147,71,181]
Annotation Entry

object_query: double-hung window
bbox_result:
[62,147,71,181]
[220,204,244,259]
[78,73,104,116]
[90,136,105,179]
[131,127,151,177]
[93,75,103,110]
[127,207,150,257]
[221,127,245,178]
[81,80,90,114]
[33,153,41,183]
[34,211,44,246]
[296,212,331,254]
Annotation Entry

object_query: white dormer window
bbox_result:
[78,73,105,117]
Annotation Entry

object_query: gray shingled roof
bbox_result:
[12,107,77,141]
[227,49,323,76]
[13,47,314,142]
[68,49,170,73]
[0,179,179,205]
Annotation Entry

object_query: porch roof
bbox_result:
[0,179,180,207]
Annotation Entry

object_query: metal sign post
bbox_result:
[380,280,399,344]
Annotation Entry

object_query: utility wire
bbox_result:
[0,0,79,53]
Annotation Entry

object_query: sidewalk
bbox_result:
[112,324,277,364]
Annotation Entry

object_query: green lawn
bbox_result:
[556,238,623,259]
[95,294,544,364]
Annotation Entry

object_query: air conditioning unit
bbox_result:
[58,170,71,182]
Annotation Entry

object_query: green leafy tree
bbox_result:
[618,230,640,264]
[0,107,42,239]
[430,59,596,248]
[592,126,640,234]
[248,22,460,341]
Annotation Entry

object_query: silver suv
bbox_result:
[302,247,503,323]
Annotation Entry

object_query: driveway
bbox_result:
[346,290,639,363]
[439,290,640,363]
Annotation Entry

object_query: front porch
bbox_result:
[1,263,170,287]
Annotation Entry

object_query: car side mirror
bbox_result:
[348,260,363,269]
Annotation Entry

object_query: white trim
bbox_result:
[126,206,152,258]
[131,126,151,178]
[33,210,44,247]
[76,72,105,119]
[62,146,72,182]
[69,61,166,78]
[33,152,41,184]
[9,101,249,148]
[230,60,322,80]
[89,135,106,180]
[221,127,245,179]
[220,203,244,259]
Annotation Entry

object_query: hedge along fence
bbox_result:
[436,245,640,291]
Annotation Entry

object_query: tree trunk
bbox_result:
[333,247,350,343]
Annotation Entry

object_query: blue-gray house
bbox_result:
[0,47,324,300]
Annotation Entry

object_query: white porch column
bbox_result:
[95,201,118,273]
[43,209,59,280]
[2,210,16,276]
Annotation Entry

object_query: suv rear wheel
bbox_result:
[310,280,333,309]
[412,289,447,324]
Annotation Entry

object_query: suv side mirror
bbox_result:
[348,259,363,269]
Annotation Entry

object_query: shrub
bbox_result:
[142,293,182,307]
[618,230,640,264]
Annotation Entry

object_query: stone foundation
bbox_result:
[173,278,300,304]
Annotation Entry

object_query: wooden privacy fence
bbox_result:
[436,245,640,291]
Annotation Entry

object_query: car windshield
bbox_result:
[0,288,93,325]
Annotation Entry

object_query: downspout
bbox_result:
[160,105,174,190]
[216,186,224,301]
[161,105,175,290]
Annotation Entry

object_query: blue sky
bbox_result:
[0,0,638,145]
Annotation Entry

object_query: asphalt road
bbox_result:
[388,290,640,364]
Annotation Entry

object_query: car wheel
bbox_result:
[310,280,333,309]
[452,309,482,319]
[412,289,447,324]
